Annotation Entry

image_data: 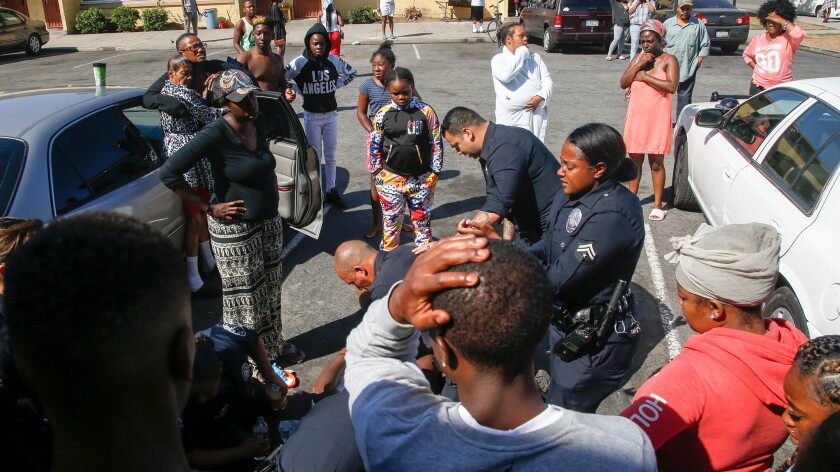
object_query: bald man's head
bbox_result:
[334,240,378,290]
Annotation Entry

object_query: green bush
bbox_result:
[75,8,108,34]
[141,7,168,31]
[111,6,139,32]
[346,5,380,24]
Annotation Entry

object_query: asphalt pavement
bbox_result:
[2,37,839,463]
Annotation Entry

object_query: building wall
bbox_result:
[287,0,504,20]
[56,0,241,33]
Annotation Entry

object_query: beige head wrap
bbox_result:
[664,223,781,307]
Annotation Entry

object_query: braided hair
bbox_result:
[794,335,840,407]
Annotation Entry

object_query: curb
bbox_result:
[799,44,840,58]
[45,36,497,52]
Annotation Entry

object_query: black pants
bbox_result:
[547,324,640,413]
[749,82,765,96]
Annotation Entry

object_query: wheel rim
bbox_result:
[770,306,795,325]
[543,29,550,51]
[29,36,40,52]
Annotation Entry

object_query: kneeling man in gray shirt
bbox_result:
[344,236,656,471]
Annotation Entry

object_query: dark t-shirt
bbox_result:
[160,115,279,221]
[479,123,560,242]
[368,245,417,302]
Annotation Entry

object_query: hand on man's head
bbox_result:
[387,235,489,331]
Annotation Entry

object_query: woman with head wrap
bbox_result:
[620,19,678,221]
[621,222,809,472]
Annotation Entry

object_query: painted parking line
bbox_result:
[207,49,234,57]
[281,204,331,260]
[72,51,143,69]
[643,223,682,360]
[413,44,421,60]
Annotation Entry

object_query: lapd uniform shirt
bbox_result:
[479,123,560,241]
[180,323,259,452]
[528,179,644,308]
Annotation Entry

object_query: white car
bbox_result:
[793,0,838,19]
[671,77,840,337]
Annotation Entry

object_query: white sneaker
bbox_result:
[479,27,486,33]
[389,34,395,39]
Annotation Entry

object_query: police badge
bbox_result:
[566,208,582,233]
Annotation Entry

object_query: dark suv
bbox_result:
[520,0,613,52]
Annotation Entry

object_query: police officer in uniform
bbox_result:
[461,123,644,413]
[441,107,560,244]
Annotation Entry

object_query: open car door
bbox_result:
[255,91,323,238]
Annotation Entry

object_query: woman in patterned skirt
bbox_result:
[160,70,303,364]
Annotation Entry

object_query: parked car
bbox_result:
[519,0,613,52]
[0,87,323,251]
[671,77,840,337]
[0,7,49,55]
[655,0,749,54]
[793,0,838,19]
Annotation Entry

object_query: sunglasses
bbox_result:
[179,42,207,52]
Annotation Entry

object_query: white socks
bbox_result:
[199,240,216,271]
[186,256,203,291]
[472,23,477,32]
[479,22,485,32]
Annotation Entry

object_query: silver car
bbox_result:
[0,87,323,250]
[793,0,838,18]
[0,7,49,55]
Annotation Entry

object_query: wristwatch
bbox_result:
[782,21,790,30]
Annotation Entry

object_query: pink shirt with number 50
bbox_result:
[743,25,805,89]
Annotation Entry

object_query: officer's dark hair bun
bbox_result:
[612,158,638,182]
[567,123,636,183]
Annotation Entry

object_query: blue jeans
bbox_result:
[608,25,628,57]
[675,73,697,122]
[629,24,642,58]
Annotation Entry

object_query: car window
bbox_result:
[559,0,611,12]
[721,89,809,158]
[257,97,296,143]
[761,103,840,212]
[0,138,27,216]
[123,105,164,157]
[0,11,23,25]
[51,107,159,215]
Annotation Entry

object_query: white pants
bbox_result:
[495,106,549,142]
[629,24,642,59]
[304,110,339,192]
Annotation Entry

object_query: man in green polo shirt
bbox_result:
[663,0,710,120]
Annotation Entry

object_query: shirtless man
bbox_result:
[236,18,295,101]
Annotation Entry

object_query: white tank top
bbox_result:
[321,10,340,32]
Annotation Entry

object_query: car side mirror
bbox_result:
[695,109,725,128]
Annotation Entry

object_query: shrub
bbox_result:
[346,5,381,24]
[75,8,108,34]
[111,6,139,32]
[141,7,168,31]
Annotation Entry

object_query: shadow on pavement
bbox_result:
[0,49,75,65]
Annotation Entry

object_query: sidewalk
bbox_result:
[44,19,500,52]
[44,15,840,57]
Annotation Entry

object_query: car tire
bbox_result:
[25,34,42,55]
[719,44,739,55]
[543,27,558,53]
[762,286,809,337]
[672,136,700,211]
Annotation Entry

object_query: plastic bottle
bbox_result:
[253,416,268,461]
[278,419,300,444]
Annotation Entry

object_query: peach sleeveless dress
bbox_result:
[624,69,672,155]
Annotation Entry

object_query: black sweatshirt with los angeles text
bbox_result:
[284,23,356,113]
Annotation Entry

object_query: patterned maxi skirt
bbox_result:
[207,214,284,358]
